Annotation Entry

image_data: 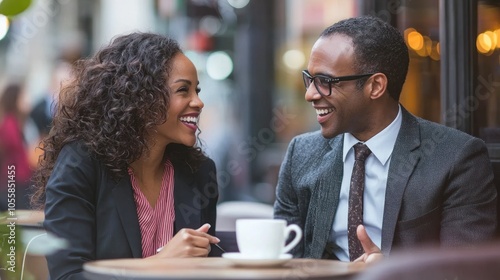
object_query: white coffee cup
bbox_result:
[235,219,302,259]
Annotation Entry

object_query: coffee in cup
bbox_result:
[235,219,302,259]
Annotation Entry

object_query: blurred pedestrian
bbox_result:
[0,83,32,211]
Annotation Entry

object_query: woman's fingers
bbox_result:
[154,225,218,258]
[183,226,220,244]
[196,223,211,232]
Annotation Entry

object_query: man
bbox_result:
[273,16,497,263]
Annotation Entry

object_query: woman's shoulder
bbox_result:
[56,140,101,171]
[60,140,91,157]
[172,155,216,176]
[199,156,216,170]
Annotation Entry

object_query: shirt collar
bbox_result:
[343,105,402,166]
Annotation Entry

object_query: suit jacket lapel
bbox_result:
[310,136,344,258]
[381,107,421,255]
[174,163,201,232]
[111,176,142,258]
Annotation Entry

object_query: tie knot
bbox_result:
[353,143,371,162]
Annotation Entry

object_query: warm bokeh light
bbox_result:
[424,36,432,55]
[484,31,497,50]
[430,42,440,61]
[477,33,493,55]
[206,51,233,80]
[404,28,416,39]
[494,29,500,49]
[407,30,424,51]
[0,14,9,41]
[414,36,430,57]
[282,49,305,70]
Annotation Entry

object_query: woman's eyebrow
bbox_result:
[172,79,200,87]
[172,78,192,85]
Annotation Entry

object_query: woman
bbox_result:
[31,32,220,279]
[0,83,32,211]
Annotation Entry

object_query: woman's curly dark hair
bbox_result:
[31,32,206,208]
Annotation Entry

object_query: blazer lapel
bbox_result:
[111,176,142,258]
[174,164,201,232]
[381,107,421,255]
[310,136,344,258]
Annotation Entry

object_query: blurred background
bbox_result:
[1,0,500,207]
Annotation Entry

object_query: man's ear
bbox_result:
[366,73,387,100]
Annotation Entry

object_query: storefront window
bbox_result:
[475,1,500,143]
[397,0,440,123]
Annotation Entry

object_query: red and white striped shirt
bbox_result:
[128,160,175,258]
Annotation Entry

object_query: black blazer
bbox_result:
[43,141,219,280]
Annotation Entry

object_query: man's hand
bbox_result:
[353,225,384,264]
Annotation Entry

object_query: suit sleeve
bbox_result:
[273,137,305,257]
[441,137,497,244]
[43,142,98,280]
[205,159,218,236]
[200,158,220,256]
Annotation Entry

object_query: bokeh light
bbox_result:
[206,51,233,80]
[0,14,9,41]
[477,32,493,55]
[407,30,424,51]
[429,42,440,61]
[424,36,432,55]
[200,16,222,36]
[495,29,500,49]
[484,31,497,50]
[227,0,250,9]
[282,49,305,70]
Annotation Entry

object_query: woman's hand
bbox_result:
[152,223,220,258]
[353,225,384,264]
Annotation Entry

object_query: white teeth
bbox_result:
[179,116,199,124]
[315,108,334,116]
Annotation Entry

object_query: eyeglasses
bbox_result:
[302,70,374,97]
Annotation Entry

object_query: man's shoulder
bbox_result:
[404,115,488,158]
[289,130,342,151]
[292,130,330,144]
[415,117,481,144]
[293,130,324,141]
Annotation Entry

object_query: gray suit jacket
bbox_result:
[274,107,497,259]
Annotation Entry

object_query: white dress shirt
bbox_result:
[330,105,402,261]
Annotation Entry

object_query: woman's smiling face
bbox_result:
[155,53,204,147]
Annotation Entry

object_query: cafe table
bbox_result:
[14,209,45,227]
[83,257,365,280]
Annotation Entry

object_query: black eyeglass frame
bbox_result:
[302,70,375,97]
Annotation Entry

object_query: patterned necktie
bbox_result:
[348,142,372,261]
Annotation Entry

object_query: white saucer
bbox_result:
[222,253,292,267]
